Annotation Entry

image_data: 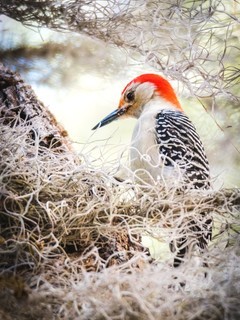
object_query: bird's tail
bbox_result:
[170,214,212,267]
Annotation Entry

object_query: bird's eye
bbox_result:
[126,91,135,102]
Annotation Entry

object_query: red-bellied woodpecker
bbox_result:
[92,73,211,267]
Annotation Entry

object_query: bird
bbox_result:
[92,73,212,267]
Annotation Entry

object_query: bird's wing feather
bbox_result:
[155,110,210,189]
[155,110,212,263]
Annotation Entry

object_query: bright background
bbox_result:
[1,15,239,188]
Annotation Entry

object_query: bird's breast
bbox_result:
[130,111,168,184]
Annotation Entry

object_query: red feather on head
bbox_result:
[122,73,182,111]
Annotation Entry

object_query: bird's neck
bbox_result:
[140,97,182,118]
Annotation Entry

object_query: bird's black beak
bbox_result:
[92,107,128,130]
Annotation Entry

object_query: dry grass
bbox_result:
[1,64,240,319]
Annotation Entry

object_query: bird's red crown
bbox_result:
[122,73,182,111]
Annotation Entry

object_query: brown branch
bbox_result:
[0,63,70,150]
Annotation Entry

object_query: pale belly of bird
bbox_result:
[130,145,186,187]
[130,119,186,188]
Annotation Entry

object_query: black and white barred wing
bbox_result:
[155,110,210,189]
[155,110,212,265]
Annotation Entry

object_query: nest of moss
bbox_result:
[0,64,240,319]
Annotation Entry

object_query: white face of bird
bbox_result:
[120,81,157,118]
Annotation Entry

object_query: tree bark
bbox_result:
[0,63,149,272]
